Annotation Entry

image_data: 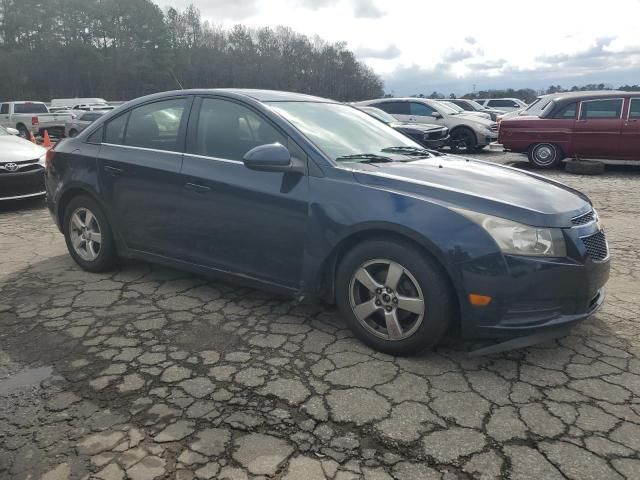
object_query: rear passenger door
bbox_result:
[97,96,192,256]
[573,98,624,159]
[179,96,309,289]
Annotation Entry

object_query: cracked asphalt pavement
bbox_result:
[1,152,639,480]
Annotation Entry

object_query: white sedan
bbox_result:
[0,126,47,201]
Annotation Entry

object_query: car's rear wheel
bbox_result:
[63,195,117,272]
[449,128,476,153]
[336,239,454,355]
[68,129,78,138]
[528,143,563,169]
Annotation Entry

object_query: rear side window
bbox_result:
[628,99,640,119]
[372,102,409,115]
[0,104,8,114]
[192,98,286,161]
[104,112,129,144]
[409,102,435,116]
[553,103,577,119]
[580,99,623,119]
[124,98,187,152]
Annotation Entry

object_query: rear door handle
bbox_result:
[184,182,211,193]
[104,165,124,176]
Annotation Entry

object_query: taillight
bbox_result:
[31,116,39,125]
[45,148,56,171]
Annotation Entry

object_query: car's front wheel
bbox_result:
[449,128,477,153]
[336,239,454,355]
[528,143,563,169]
[63,195,117,272]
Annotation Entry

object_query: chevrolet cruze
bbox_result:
[45,89,610,355]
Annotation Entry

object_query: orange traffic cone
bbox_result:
[43,130,52,148]
[29,132,36,143]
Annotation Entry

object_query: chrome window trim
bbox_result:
[627,98,640,120]
[101,142,183,156]
[577,98,625,120]
[183,152,242,164]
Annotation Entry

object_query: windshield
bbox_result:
[467,100,484,110]
[359,107,397,123]
[440,101,464,113]
[268,102,422,162]
[434,101,458,115]
[14,103,49,114]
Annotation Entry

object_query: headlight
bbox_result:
[38,153,46,166]
[455,209,566,257]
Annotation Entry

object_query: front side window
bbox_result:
[0,104,8,114]
[580,99,623,119]
[193,98,286,161]
[104,112,129,144]
[410,102,436,116]
[628,98,640,119]
[454,100,473,111]
[371,102,409,115]
[124,98,187,152]
[268,102,421,162]
[553,102,577,119]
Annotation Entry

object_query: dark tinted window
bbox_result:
[0,104,8,114]
[87,127,103,143]
[14,103,49,114]
[372,102,409,115]
[450,100,472,111]
[124,98,187,152]
[193,98,286,161]
[553,102,577,119]
[104,112,129,144]
[409,102,435,116]
[580,99,623,119]
[628,99,640,119]
[487,99,519,108]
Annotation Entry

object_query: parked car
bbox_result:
[45,89,609,355]
[438,100,492,120]
[0,125,47,201]
[65,111,107,137]
[445,98,505,121]
[72,103,115,112]
[499,91,640,168]
[51,98,108,109]
[357,106,449,148]
[475,98,528,112]
[356,97,498,152]
[0,101,73,138]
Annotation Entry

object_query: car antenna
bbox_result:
[169,69,184,90]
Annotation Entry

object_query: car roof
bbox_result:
[130,89,336,105]
[549,90,637,109]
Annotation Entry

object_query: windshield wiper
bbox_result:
[335,153,394,163]
[381,146,435,157]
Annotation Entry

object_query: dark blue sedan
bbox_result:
[44,89,610,355]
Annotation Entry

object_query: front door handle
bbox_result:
[184,182,211,193]
[104,165,124,176]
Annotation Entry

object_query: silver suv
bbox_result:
[356,98,498,152]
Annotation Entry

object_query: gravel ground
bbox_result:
[1,151,639,480]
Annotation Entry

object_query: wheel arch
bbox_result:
[315,227,461,329]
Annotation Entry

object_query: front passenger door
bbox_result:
[179,97,309,289]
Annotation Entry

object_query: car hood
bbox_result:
[389,122,445,132]
[0,136,47,162]
[450,114,495,127]
[349,155,590,227]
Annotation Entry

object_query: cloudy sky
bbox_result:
[165,0,640,95]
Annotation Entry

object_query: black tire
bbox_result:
[335,238,455,356]
[565,160,605,175]
[68,129,78,138]
[449,128,477,153]
[527,143,563,169]
[63,195,118,272]
[17,124,30,139]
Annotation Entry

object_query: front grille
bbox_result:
[427,130,447,140]
[0,169,45,198]
[581,231,609,261]
[572,210,595,226]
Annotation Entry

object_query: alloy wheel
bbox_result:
[348,259,425,341]
[69,207,102,261]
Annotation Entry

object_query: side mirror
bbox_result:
[243,143,304,174]
[7,127,19,135]
[431,112,443,119]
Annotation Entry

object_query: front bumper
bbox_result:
[477,132,499,146]
[423,134,450,149]
[459,249,610,340]
[0,169,46,201]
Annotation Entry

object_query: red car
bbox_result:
[499,92,640,168]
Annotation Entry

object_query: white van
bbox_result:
[51,98,107,108]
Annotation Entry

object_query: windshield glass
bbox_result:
[14,103,49,114]
[440,101,464,113]
[268,102,422,162]
[0,126,8,136]
[433,101,458,115]
[359,107,396,123]
[467,100,484,110]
